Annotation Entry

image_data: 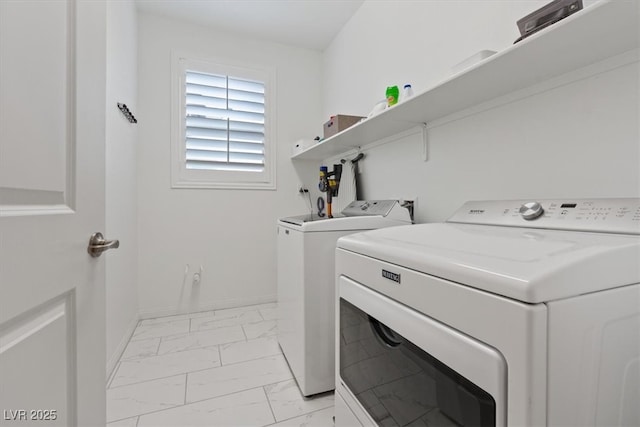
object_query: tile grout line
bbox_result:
[157,334,246,356]
[241,323,249,341]
[153,336,161,356]
[107,402,182,425]
[184,371,189,405]
[262,405,336,427]
[114,384,282,424]
[108,414,141,427]
[261,385,277,424]
[184,379,297,410]
[155,322,251,340]
[214,351,286,370]
[109,351,286,390]
[129,328,190,343]
[135,317,273,344]
[137,304,274,328]
[108,372,188,391]
[191,311,264,331]
[124,336,245,364]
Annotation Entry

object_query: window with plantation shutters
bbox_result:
[172,54,276,189]
[185,71,265,172]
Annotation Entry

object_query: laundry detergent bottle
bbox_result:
[386,85,399,107]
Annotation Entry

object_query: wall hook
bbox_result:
[117,102,137,124]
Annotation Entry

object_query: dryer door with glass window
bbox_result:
[338,276,507,427]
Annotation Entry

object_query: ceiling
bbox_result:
[135,0,365,51]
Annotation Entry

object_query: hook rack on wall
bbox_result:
[117,103,137,124]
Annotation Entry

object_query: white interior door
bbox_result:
[0,1,108,426]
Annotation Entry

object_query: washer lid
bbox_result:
[279,200,412,232]
[278,215,409,232]
[279,213,345,226]
[337,223,640,303]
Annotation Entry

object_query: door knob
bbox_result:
[87,232,120,257]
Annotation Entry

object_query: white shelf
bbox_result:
[292,0,639,161]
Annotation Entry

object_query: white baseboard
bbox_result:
[137,294,277,321]
[106,314,139,383]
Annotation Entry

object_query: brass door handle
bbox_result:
[88,232,120,257]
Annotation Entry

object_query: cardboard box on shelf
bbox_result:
[323,115,365,139]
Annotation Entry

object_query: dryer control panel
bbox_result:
[448,198,640,234]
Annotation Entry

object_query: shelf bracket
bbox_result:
[422,123,429,161]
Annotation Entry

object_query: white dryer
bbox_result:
[277,200,411,397]
[335,198,640,427]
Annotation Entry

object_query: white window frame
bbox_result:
[171,52,276,190]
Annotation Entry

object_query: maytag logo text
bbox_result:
[381,269,401,284]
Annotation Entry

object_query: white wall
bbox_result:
[105,0,139,376]
[322,0,639,222]
[137,13,322,317]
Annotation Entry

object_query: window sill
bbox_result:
[171,179,276,191]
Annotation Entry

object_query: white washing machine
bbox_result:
[334,198,640,427]
[277,200,412,397]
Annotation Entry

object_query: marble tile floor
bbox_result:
[107,303,335,427]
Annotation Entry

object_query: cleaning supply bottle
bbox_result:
[401,84,414,102]
[386,85,399,107]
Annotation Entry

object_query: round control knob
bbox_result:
[519,202,544,220]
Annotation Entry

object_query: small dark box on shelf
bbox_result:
[323,115,365,139]
[515,0,583,43]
